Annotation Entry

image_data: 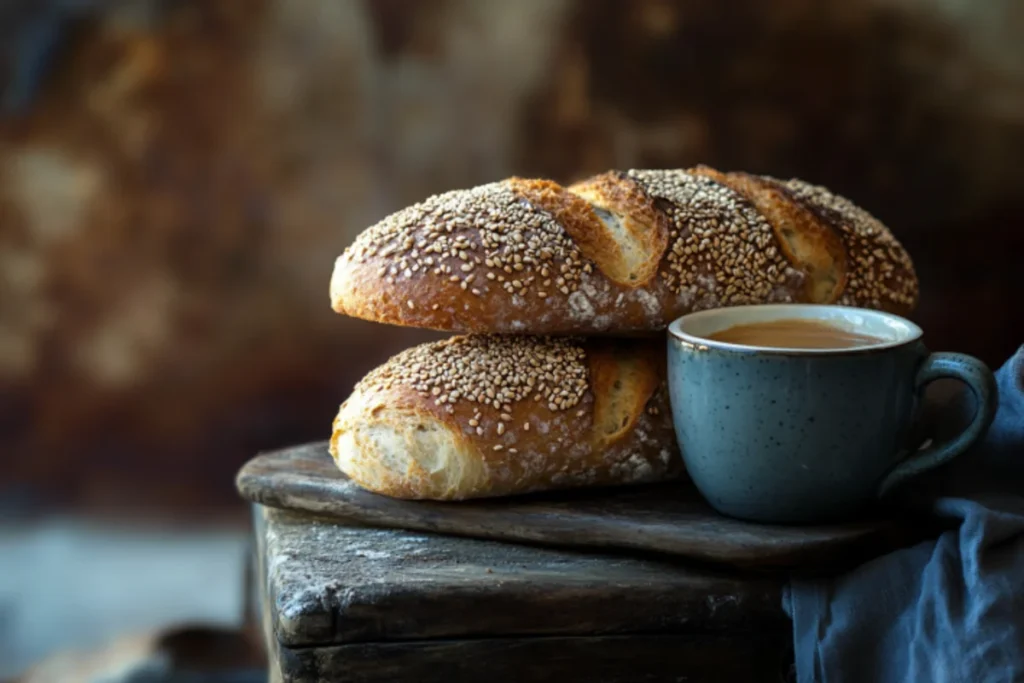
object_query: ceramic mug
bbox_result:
[666,304,997,524]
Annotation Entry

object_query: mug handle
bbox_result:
[877,352,998,497]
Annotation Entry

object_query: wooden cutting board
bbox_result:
[236,441,925,572]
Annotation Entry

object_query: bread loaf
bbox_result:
[330,166,918,334]
[329,335,682,500]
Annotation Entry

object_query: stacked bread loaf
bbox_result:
[329,166,919,500]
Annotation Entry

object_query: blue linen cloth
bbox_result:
[786,345,1024,683]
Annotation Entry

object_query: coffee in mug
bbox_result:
[667,304,997,524]
[707,318,883,350]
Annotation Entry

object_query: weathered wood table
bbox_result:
[245,443,935,681]
[240,443,911,572]
[253,506,795,683]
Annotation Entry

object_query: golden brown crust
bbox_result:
[690,166,850,304]
[588,340,661,448]
[329,168,919,334]
[759,175,918,314]
[329,180,681,334]
[506,177,607,269]
[329,335,682,500]
[566,171,671,286]
[330,250,501,333]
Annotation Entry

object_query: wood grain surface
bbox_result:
[259,506,788,646]
[239,442,922,571]
[258,506,794,681]
[276,634,794,683]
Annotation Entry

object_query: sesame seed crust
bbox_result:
[769,177,919,311]
[355,335,590,418]
[333,181,590,329]
[627,169,804,309]
[331,336,682,500]
[330,167,919,334]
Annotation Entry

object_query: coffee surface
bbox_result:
[707,318,883,349]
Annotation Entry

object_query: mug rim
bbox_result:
[667,304,923,356]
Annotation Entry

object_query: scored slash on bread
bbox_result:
[329,335,681,500]
[330,166,918,335]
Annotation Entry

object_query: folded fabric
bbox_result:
[786,345,1024,683]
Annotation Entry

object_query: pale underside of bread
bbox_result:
[329,336,681,500]
[330,167,919,334]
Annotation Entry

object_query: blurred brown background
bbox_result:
[0,0,1021,676]
[1,0,1022,520]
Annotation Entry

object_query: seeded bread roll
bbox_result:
[329,335,682,500]
[330,166,918,334]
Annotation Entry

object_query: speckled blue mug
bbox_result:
[667,304,997,524]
